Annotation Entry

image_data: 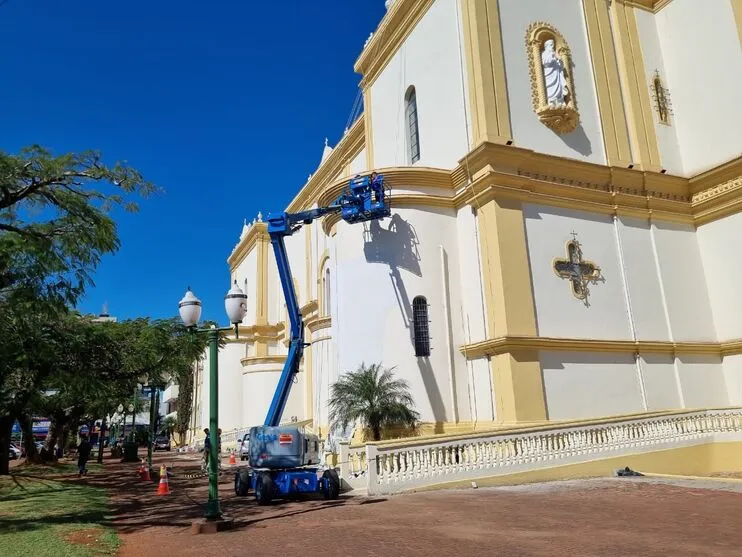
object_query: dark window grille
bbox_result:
[413,296,430,357]
[405,87,420,164]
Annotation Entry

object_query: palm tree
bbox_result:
[328,363,419,441]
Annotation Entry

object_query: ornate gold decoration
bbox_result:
[650,70,672,125]
[526,22,580,134]
[552,233,602,306]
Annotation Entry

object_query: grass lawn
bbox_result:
[0,462,119,557]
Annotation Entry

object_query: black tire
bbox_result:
[255,473,274,505]
[235,469,251,496]
[322,469,340,500]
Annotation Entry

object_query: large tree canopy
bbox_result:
[0,145,157,306]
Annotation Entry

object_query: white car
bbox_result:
[9,443,21,460]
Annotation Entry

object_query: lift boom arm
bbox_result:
[262,173,391,427]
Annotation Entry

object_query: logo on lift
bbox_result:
[279,433,293,445]
[255,433,278,442]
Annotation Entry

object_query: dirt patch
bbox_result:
[61,526,105,547]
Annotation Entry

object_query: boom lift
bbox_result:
[234,172,391,505]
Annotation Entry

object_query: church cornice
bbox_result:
[621,0,673,14]
[227,222,267,270]
[354,0,434,89]
[460,335,742,360]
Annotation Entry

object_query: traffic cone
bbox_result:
[156,465,170,495]
[228,451,236,466]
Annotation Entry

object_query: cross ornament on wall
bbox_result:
[552,232,603,306]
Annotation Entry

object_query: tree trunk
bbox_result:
[97,416,107,464]
[371,424,382,441]
[0,414,13,475]
[19,413,40,463]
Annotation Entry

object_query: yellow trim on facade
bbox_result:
[476,197,546,423]
[732,0,742,46]
[354,0,435,89]
[363,89,374,170]
[583,0,633,167]
[256,227,269,326]
[241,355,288,368]
[286,117,365,213]
[405,441,742,493]
[460,335,742,359]
[227,221,267,271]
[316,249,330,315]
[306,315,332,334]
[460,0,512,144]
[611,1,662,172]
[622,0,674,13]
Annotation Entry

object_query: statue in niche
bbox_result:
[542,39,570,106]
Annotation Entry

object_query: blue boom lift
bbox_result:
[234,172,391,505]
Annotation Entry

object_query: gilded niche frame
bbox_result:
[525,22,580,134]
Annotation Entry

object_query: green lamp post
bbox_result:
[178,281,247,520]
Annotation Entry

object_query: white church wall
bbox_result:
[370,0,471,169]
[350,148,366,175]
[310,335,333,429]
[651,221,716,342]
[234,249,258,326]
[241,365,306,429]
[654,0,742,175]
[722,355,742,406]
[217,342,245,431]
[456,206,487,344]
[639,354,682,410]
[697,213,742,341]
[616,217,670,341]
[333,205,468,424]
[541,351,644,420]
[469,358,495,423]
[633,9,683,176]
[522,203,631,340]
[498,0,606,164]
[675,354,728,408]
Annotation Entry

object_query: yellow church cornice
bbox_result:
[460,335,742,360]
[354,0,434,90]
[620,0,673,13]
[227,221,267,271]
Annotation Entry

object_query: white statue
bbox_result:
[541,39,569,105]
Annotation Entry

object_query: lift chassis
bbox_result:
[234,172,391,505]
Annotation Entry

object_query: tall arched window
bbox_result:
[322,268,331,316]
[412,296,430,357]
[405,86,420,164]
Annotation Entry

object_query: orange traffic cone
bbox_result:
[156,465,170,495]
[139,459,151,481]
[228,451,236,466]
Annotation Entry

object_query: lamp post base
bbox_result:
[204,499,222,520]
[191,516,235,535]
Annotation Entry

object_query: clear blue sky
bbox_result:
[0,0,386,323]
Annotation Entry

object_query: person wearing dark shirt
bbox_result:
[202,428,211,471]
[77,436,92,476]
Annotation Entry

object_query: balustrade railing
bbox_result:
[337,409,742,495]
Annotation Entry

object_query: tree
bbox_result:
[0,146,155,474]
[328,363,419,442]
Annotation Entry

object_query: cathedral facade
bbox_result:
[189,0,742,445]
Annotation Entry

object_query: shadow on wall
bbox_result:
[418,358,447,424]
[557,123,592,156]
[362,214,422,338]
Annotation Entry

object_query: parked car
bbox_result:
[153,436,171,451]
[8,443,21,460]
[237,433,250,461]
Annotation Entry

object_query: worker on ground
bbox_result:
[77,435,92,477]
[202,428,210,472]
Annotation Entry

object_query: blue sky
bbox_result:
[0,0,386,323]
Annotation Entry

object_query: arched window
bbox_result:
[322,268,331,316]
[412,296,430,357]
[405,86,420,164]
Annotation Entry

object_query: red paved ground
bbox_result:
[26,452,742,557]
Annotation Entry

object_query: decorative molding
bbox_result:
[650,70,673,126]
[459,335,739,360]
[227,222,267,271]
[525,22,580,134]
[241,355,288,368]
[354,0,434,89]
[692,177,742,226]
[306,315,332,334]
[622,0,674,13]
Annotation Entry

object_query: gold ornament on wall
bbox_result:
[526,22,580,134]
[552,233,603,307]
[650,70,673,125]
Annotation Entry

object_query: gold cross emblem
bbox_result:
[552,232,602,306]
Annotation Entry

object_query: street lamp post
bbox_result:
[178,281,247,520]
[128,403,135,442]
